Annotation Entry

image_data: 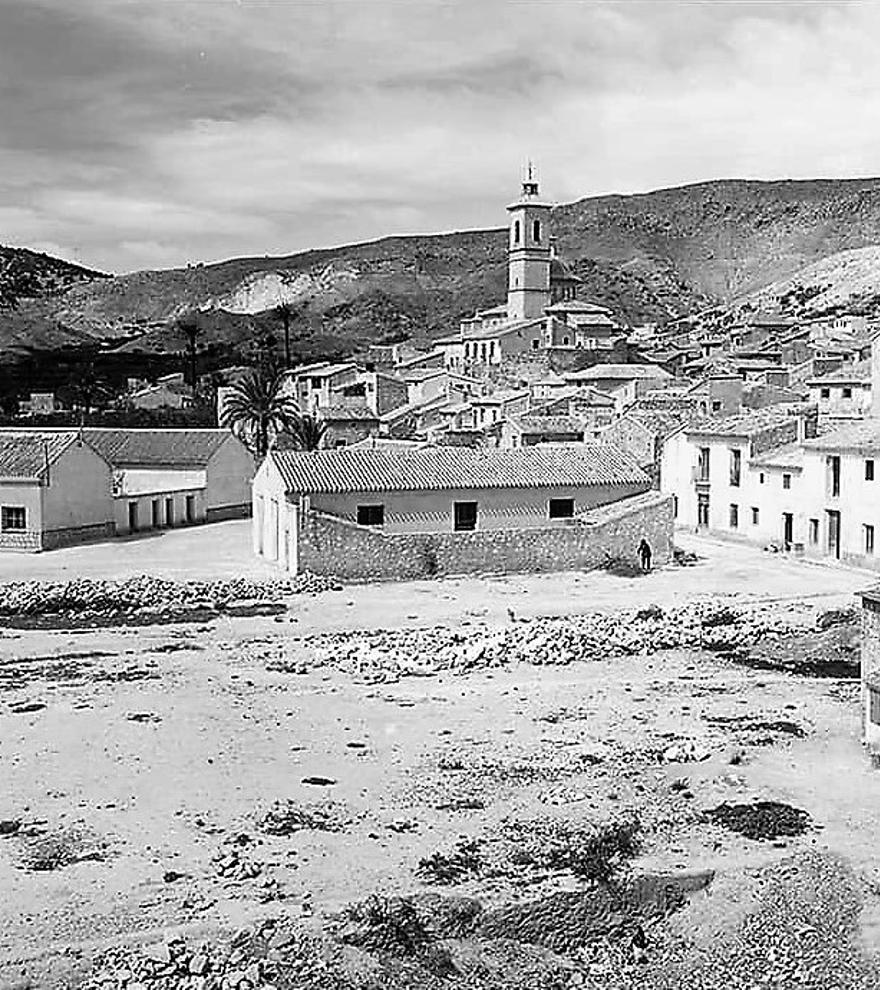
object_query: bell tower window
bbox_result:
[533,219,541,243]
[513,220,521,245]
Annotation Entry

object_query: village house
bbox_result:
[499,414,585,448]
[544,299,624,350]
[17,392,59,417]
[807,360,872,421]
[126,373,193,411]
[0,431,114,551]
[562,364,673,411]
[281,362,359,412]
[251,445,671,581]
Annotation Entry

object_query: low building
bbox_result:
[18,393,59,417]
[84,428,254,533]
[318,405,381,448]
[0,431,114,551]
[563,364,673,407]
[252,445,669,580]
[807,361,872,421]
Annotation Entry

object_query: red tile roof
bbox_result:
[83,428,233,467]
[0,431,88,480]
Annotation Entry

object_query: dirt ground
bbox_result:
[1,531,880,988]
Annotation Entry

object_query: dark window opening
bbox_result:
[1,506,26,531]
[513,220,521,245]
[729,448,741,487]
[809,518,819,544]
[532,219,541,242]
[867,524,876,556]
[870,686,880,726]
[357,504,385,526]
[712,400,722,412]
[820,388,830,399]
[759,472,765,484]
[549,498,575,519]
[698,447,710,482]
[454,501,478,532]
[782,473,791,490]
[729,503,739,529]
[751,507,759,525]
[867,459,875,481]
[843,387,853,399]
[531,339,540,350]
[829,455,841,497]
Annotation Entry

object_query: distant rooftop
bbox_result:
[565,364,672,382]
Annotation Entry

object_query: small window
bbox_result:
[809,518,819,544]
[729,503,739,529]
[357,504,385,526]
[531,339,540,350]
[867,524,876,556]
[751,507,759,525]
[867,460,875,481]
[711,400,722,412]
[562,336,570,346]
[1,506,26,531]
[782,473,791,490]
[729,449,741,488]
[513,219,521,245]
[454,501,478,532]
[533,219,541,242]
[843,387,853,399]
[672,494,679,518]
[820,388,830,399]
[549,498,575,519]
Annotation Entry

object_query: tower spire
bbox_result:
[522,158,539,198]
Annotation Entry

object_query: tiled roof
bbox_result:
[802,420,880,454]
[269,445,648,495]
[565,364,672,382]
[378,394,449,424]
[685,405,809,439]
[751,442,805,469]
[435,317,544,345]
[83,428,232,467]
[510,415,585,435]
[0,431,86,480]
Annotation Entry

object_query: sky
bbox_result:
[2,0,880,274]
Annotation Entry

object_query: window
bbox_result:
[532,219,541,242]
[513,219,521,244]
[729,448,741,487]
[866,524,876,556]
[829,455,841,497]
[549,498,575,519]
[820,388,830,399]
[357,504,385,526]
[751,507,760,525]
[454,501,478,532]
[782,473,791,490]
[759,472,765,484]
[698,447,710,482]
[712,400,722,412]
[531,338,540,350]
[809,518,819,545]
[673,495,679,518]
[868,460,875,481]
[729,503,739,529]
[562,336,570,346]
[843,387,853,399]
[1,506,26,531]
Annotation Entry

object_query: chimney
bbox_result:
[872,330,880,419]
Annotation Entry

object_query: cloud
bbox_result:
[2,0,880,272]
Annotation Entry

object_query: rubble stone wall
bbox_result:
[861,591,880,749]
[42,521,116,551]
[296,490,673,582]
[0,530,42,552]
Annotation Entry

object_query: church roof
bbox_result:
[550,256,582,284]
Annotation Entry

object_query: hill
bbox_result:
[11,176,880,364]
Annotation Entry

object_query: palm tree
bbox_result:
[288,412,327,451]
[219,368,300,459]
[274,302,295,369]
[177,310,202,387]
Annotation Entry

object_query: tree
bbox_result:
[219,368,300,459]
[287,411,327,451]
[275,302,295,369]
[177,310,202,387]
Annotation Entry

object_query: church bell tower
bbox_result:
[506,165,551,322]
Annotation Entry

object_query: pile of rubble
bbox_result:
[0,573,341,626]
[272,599,815,681]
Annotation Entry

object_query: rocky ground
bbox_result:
[1,540,879,988]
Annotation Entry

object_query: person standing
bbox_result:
[638,539,652,572]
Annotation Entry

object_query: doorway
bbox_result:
[697,492,710,528]
[827,510,841,559]
[128,502,138,533]
[782,512,793,548]
[165,497,174,527]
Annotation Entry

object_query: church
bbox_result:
[434,173,624,372]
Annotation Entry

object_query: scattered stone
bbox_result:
[706,800,812,840]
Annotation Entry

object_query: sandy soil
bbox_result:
[0,532,879,988]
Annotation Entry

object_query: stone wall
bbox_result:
[296,490,673,583]
[0,530,42,552]
[42,521,116,551]
[862,591,880,750]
